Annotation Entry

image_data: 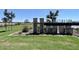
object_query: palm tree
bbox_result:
[48,10,59,22]
[54,10,59,16]
[4,9,8,16]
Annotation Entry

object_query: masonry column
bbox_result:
[33,18,38,34]
[40,18,44,34]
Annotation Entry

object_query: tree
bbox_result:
[4,9,8,16]
[1,17,9,31]
[67,19,72,23]
[1,9,15,31]
[54,10,59,16]
[24,19,29,23]
[2,9,15,31]
[8,11,15,30]
[46,10,59,23]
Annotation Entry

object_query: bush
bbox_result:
[22,26,29,32]
[15,22,21,25]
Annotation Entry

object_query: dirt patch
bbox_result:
[8,29,33,36]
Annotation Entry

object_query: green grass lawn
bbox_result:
[0,24,79,50]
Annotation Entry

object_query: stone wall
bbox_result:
[65,26,73,35]
[33,18,73,35]
[59,26,65,34]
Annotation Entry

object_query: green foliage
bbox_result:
[46,10,59,23]
[24,19,29,23]
[22,26,29,32]
[1,17,8,23]
[15,22,21,25]
[2,9,15,31]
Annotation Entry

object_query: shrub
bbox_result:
[15,22,21,25]
[22,26,29,32]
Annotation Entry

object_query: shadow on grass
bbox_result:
[0,30,6,33]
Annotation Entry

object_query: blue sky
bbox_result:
[0,9,79,22]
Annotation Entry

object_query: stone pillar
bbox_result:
[33,18,38,34]
[40,18,44,34]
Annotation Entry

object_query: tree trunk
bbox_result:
[4,22,7,31]
[10,19,12,31]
